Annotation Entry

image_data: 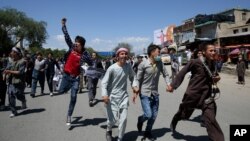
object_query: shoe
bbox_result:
[9,111,17,118]
[66,116,71,126]
[143,131,155,141]
[137,116,143,133]
[106,131,112,141]
[89,100,94,107]
[30,94,35,98]
[78,90,81,93]
[21,101,27,109]
[170,118,178,133]
[50,93,53,96]
[200,122,206,127]
[0,105,6,110]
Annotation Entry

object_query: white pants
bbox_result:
[106,104,128,140]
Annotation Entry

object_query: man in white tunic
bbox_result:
[101,47,139,141]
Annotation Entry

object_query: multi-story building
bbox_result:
[173,8,250,62]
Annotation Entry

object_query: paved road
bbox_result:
[1,66,250,141]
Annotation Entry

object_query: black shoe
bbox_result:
[21,101,27,109]
[106,131,112,141]
[79,89,83,93]
[137,116,143,133]
[170,118,178,133]
[143,131,156,141]
[89,100,94,107]
[30,94,35,98]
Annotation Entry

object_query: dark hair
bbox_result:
[36,52,42,56]
[199,42,214,52]
[147,44,161,56]
[193,48,202,59]
[75,36,86,48]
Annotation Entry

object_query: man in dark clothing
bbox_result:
[167,43,224,141]
[59,18,92,126]
[132,56,143,74]
[87,52,104,107]
[45,53,60,96]
[0,58,7,110]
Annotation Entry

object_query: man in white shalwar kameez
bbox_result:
[101,47,139,141]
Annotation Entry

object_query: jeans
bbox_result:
[59,73,80,116]
[139,94,159,132]
[31,69,45,95]
[46,73,54,93]
[87,77,98,101]
[8,84,26,113]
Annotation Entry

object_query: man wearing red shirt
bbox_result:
[59,18,92,126]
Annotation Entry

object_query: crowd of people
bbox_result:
[1,18,241,141]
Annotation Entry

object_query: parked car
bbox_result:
[161,54,171,65]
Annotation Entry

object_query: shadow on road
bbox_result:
[122,127,171,141]
[68,117,106,130]
[172,131,209,141]
[34,93,50,97]
[18,108,46,116]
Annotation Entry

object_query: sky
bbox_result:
[0,0,250,54]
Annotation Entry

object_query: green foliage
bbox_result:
[27,46,66,59]
[0,7,48,55]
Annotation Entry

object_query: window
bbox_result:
[242,28,248,32]
[242,13,246,21]
[233,29,239,34]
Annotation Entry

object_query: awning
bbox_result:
[229,48,240,55]
[224,44,250,49]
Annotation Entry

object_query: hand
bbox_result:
[212,75,220,83]
[102,96,109,105]
[3,70,11,74]
[166,85,173,93]
[133,86,139,94]
[132,93,138,104]
[61,18,67,25]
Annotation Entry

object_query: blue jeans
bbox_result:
[59,73,80,116]
[139,94,159,132]
[31,69,45,95]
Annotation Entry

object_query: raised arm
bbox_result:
[61,18,73,48]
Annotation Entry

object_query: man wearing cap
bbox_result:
[135,44,171,140]
[101,47,139,141]
[3,47,27,118]
[59,18,92,126]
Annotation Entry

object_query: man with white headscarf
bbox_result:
[3,47,27,118]
[101,47,139,141]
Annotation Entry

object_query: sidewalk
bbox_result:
[221,63,250,77]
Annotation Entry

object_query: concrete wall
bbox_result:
[217,10,250,38]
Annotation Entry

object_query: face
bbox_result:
[48,53,52,59]
[92,53,97,59]
[117,51,128,63]
[197,51,203,58]
[37,54,42,61]
[151,48,160,58]
[10,51,18,60]
[203,45,216,60]
[74,41,83,53]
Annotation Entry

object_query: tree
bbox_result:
[0,7,48,54]
[113,42,133,56]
